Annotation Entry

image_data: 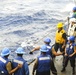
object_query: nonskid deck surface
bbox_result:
[29,55,76,75]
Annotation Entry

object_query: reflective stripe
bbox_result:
[0,57,6,63]
[13,59,23,64]
[39,57,50,60]
[47,46,51,49]
[70,46,73,49]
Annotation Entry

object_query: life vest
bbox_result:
[55,29,65,44]
[12,56,29,75]
[37,55,51,72]
[66,43,76,60]
[0,57,10,75]
[68,24,76,36]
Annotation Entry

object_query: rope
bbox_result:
[28,59,36,65]
[27,29,53,66]
[27,29,54,63]
[33,30,53,44]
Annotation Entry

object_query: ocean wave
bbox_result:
[0,0,74,61]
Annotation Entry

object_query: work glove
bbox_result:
[29,51,33,54]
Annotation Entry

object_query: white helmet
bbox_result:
[70,18,76,23]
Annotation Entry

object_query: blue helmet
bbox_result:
[68,36,75,41]
[40,45,48,52]
[1,48,11,57]
[15,47,25,54]
[44,37,51,43]
[73,7,76,11]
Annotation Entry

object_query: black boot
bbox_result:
[61,67,66,72]
[72,67,75,75]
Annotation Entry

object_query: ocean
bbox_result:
[0,0,75,62]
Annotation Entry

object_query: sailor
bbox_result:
[12,47,29,75]
[70,6,76,18]
[54,22,67,66]
[0,48,22,75]
[29,37,63,58]
[61,36,76,75]
[32,45,57,75]
[68,18,76,37]
[67,6,76,26]
[54,22,67,53]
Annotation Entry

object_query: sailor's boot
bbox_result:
[72,67,75,75]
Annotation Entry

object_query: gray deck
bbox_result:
[29,55,76,75]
